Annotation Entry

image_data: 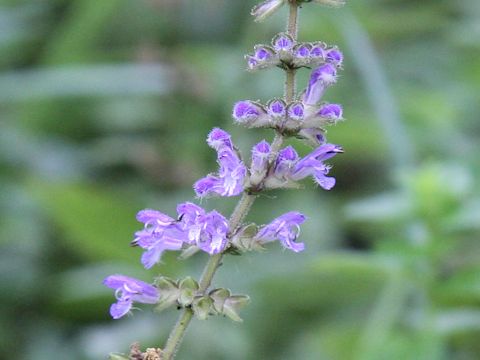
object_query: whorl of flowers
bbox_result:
[104,1,347,359]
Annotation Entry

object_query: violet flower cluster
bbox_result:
[103,2,346,350]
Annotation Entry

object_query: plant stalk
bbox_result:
[161,2,299,358]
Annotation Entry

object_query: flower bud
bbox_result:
[233,100,271,128]
[267,98,286,119]
[154,276,180,312]
[318,103,343,120]
[284,102,305,129]
[192,296,213,320]
[272,32,294,52]
[301,103,343,128]
[231,223,262,252]
[274,146,299,178]
[292,43,311,67]
[326,47,343,66]
[310,42,327,59]
[210,288,231,313]
[303,64,337,105]
[178,277,199,307]
[250,140,271,186]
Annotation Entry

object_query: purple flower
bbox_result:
[272,33,294,52]
[103,275,159,319]
[194,128,246,197]
[295,44,310,58]
[303,64,337,105]
[255,212,306,252]
[246,55,259,70]
[133,209,185,269]
[287,102,305,121]
[207,127,233,151]
[233,100,270,127]
[177,202,229,254]
[254,46,273,61]
[318,103,343,119]
[193,210,229,254]
[291,144,343,190]
[250,140,271,185]
[310,43,326,59]
[251,0,285,22]
[267,99,286,118]
[274,146,299,178]
[326,48,343,66]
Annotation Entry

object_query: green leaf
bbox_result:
[30,182,141,262]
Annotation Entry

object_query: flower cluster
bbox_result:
[103,0,346,338]
[104,201,308,318]
[235,51,343,150]
[246,32,343,71]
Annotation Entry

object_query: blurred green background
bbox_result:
[1,0,479,359]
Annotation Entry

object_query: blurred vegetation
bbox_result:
[1,0,479,359]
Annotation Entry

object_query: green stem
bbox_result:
[162,194,256,359]
[161,2,300,358]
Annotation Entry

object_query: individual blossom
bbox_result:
[295,44,311,58]
[133,209,185,269]
[291,143,343,190]
[193,210,229,254]
[194,128,247,197]
[310,42,327,59]
[265,143,342,190]
[318,103,343,120]
[232,100,270,128]
[103,275,160,319]
[300,103,343,128]
[326,48,343,67]
[250,140,271,186]
[272,33,294,52]
[247,45,277,70]
[274,146,299,178]
[267,99,286,119]
[303,64,337,106]
[255,212,307,252]
[284,102,305,129]
[251,0,286,22]
[292,43,311,67]
[177,202,229,254]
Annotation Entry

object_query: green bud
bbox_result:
[231,223,264,252]
[209,288,231,313]
[178,277,199,307]
[192,296,214,320]
[223,295,250,322]
[154,276,180,312]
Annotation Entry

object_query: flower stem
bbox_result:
[161,3,299,358]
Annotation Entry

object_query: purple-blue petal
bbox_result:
[318,103,343,119]
[303,64,337,105]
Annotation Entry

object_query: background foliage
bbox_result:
[1,0,479,359]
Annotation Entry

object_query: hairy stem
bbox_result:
[161,3,299,358]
